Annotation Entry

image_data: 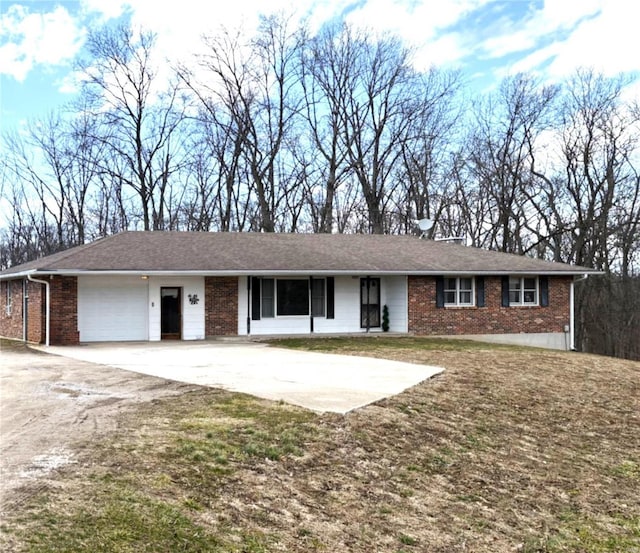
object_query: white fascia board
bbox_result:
[0,269,37,280]
[12,268,601,278]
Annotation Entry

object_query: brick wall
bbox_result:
[0,279,46,343]
[408,275,571,336]
[49,276,79,345]
[1,279,24,340]
[204,276,238,336]
[27,281,45,343]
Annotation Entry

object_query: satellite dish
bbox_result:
[416,218,434,232]
[413,218,434,238]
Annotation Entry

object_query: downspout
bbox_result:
[28,274,50,347]
[570,274,589,351]
[22,279,28,341]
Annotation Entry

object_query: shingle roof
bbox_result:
[0,231,598,277]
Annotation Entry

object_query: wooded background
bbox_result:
[1,18,638,359]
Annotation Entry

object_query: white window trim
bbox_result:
[5,281,12,316]
[444,276,475,307]
[509,276,539,306]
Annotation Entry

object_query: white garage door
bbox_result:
[78,276,148,342]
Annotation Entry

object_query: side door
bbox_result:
[360,277,380,330]
[161,287,182,340]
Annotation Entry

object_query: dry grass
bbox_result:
[1,337,639,552]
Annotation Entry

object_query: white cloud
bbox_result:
[481,28,538,60]
[57,70,83,95]
[475,0,639,92]
[479,0,602,61]
[0,4,85,81]
[503,41,562,77]
[2,0,637,120]
[111,0,309,86]
[414,32,469,70]
[539,0,603,30]
[344,0,490,46]
[546,1,640,77]
[80,0,128,21]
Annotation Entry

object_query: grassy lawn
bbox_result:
[2,337,639,552]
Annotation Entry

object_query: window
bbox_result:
[253,277,329,319]
[509,276,538,306]
[277,279,309,316]
[444,277,474,306]
[5,281,11,316]
[261,278,275,318]
[311,278,325,317]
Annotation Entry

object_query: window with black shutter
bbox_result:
[476,276,485,307]
[251,277,261,320]
[435,276,445,308]
[540,276,549,307]
[501,276,510,307]
[326,277,335,319]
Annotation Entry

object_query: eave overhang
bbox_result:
[0,268,603,279]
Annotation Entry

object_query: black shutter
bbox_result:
[251,277,261,320]
[540,276,549,307]
[326,277,335,319]
[501,276,510,307]
[436,276,445,308]
[309,277,314,333]
[476,276,485,307]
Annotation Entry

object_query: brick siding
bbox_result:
[26,281,45,343]
[0,279,46,343]
[205,276,238,336]
[3,273,571,344]
[49,276,80,345]
[408,275,571,336]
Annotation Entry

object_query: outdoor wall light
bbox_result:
[141,275,149,280]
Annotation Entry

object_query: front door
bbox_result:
[360,277,380,330]
[161,287,182,340]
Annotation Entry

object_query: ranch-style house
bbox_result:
[0,231,598,350]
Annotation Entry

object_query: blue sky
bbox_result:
[1,0,639,132]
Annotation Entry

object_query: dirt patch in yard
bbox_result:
[1,338,639,552]
[0,340,197,517]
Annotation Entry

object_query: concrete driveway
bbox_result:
[41,340,444,413]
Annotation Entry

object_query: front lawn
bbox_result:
[2,338,639,552]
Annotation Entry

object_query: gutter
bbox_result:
[2,268,601,278]
[27,274,50,347]
[570,273,590,351]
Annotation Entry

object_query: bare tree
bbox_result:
[179,28,253,232]
[340,29,419,233]
[181,14,304,232]
[79,24,187,231]
[393,69,462,235]
[464,74,559,252]
[1,109,105,254]
[556,70,637,270]
[297,22,358,232]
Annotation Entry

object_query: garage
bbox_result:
[78,276,148,342]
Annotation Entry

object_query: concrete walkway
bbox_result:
[40,341,444,413]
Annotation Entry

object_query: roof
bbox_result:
[0,231,598,278]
